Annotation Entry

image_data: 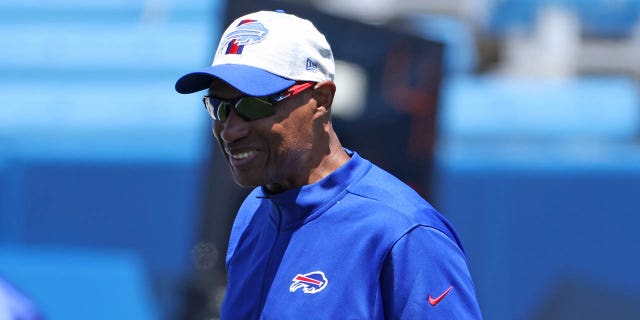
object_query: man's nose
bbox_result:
[218,109,249,143]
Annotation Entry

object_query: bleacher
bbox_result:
[0,0,222,319]
[428,1,640,318]
[435,74,640,319]
[488,0,640,37]
[2,0,640,319]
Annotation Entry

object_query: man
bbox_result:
[175,10,482,319]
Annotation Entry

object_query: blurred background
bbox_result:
[1,0,639,319]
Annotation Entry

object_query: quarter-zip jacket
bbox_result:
[221,151,482,319]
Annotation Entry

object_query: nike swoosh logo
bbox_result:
[428,286,453,306]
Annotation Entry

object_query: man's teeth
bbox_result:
[232,152,252,160]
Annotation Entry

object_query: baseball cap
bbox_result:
[175,10,335,96]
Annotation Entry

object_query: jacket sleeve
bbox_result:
[380,226,483,319]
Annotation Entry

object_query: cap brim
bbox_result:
[175,64,296,95]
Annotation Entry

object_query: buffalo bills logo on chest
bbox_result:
[220,19,269,55]
[289,271,328,294]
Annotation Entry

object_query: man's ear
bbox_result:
[312,80,336,112]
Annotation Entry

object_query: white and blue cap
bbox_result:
[175,10,335,95]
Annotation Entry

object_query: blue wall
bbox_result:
[435,75,640,319]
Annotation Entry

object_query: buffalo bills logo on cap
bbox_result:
[289,271,328,294]
[221,19,269,55]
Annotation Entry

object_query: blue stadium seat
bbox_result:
[438,75,640,141]
[488,0,640,37]
[0,22,213,77]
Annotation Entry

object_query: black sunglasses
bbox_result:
[203,82,315,122]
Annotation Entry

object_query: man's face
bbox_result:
[209,82,318,193]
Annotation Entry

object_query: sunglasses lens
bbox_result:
[204,97,224,121]
[204,96,276,122]
[235,98,275,121]
[216,102,231,122]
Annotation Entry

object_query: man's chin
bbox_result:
[231,174,261,188]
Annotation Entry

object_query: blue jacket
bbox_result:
[222,151,482,319]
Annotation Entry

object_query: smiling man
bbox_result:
[175,10,482,319]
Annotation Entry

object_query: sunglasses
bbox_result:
[203,82,315,122]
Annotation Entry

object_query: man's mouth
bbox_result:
[231,151,254,160]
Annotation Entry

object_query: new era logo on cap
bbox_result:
[306,58,318,71]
